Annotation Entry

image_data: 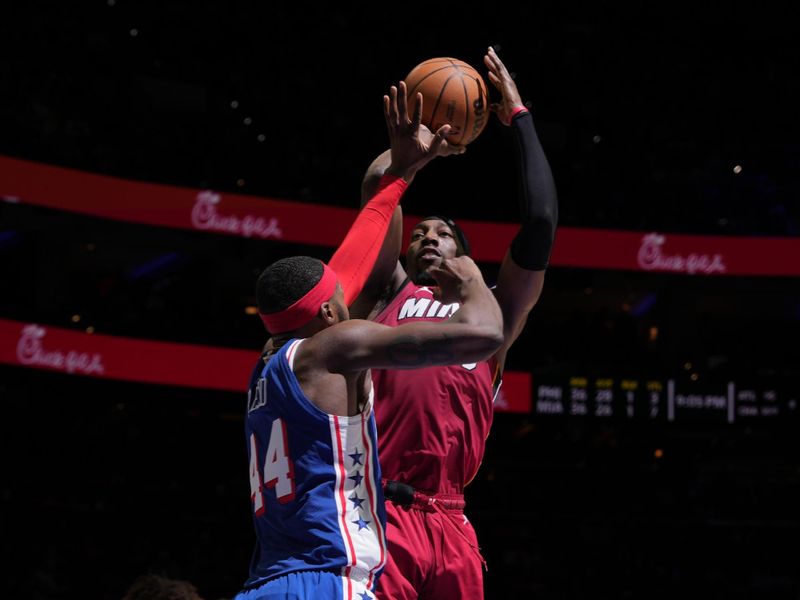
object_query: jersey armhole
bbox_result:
[489,356,503,401]
[285,339,304,372]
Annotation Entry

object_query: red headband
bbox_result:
[259,263,339,334]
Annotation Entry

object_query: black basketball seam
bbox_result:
[406,65,460,98]
[472,76,488,143]
[457,73,470,145]
[430,72,459,140]
[417,58,457,66]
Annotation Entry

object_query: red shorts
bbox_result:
[376,493,484,600]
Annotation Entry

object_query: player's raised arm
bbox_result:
[308,256,503,373]
[351,84,467,319]
[485,46,558,367]
[331,82,454,317]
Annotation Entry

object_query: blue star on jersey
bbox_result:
[352,516,371,531]
[349,449,363,465]
[349,471,363,487]
[349,492,365,509]
[359,592,373,600]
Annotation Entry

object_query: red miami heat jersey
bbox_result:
[371,280,500,495]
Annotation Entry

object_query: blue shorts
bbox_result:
[235,570,376,600]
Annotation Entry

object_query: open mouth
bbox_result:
[417,246,441,262]
[419,250,440,261]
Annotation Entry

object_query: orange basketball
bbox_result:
[404,57,490,146]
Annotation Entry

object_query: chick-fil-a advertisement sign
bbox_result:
[1,155,799,276]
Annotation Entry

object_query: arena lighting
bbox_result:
[244,306,259,315]
[691,373,699,381]
[684,362,692,370]
[654,448,664,459]
[648,326,659,341]
[230,100,239,109]
[71,315,81,323]
[85,326,95,334]
[243,117,252,125]
[733,164,743,174]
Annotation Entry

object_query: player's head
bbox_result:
[405,215,470,286]
[122,574,203,600]
[257,256,347,335]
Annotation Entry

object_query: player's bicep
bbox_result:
[494,250,546,344]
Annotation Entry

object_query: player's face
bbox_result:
[406,219,459,284]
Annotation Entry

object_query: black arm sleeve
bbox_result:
[509,110,558,271]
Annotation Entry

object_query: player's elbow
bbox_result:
[485,327,506,354]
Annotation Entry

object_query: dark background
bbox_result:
[1,2,799,599]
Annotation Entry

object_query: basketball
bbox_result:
[404,57,490,146]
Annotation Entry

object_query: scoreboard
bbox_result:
[533,377,797,423]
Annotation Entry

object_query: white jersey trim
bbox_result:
[328,397,384,591]
[286,338,304,371]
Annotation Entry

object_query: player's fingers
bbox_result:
[383,95,392,128]
[411,92,423,128]
[487,71,502,90]
[488,45,509,74]
[397,81,409,123]
[430,124,452,154]
[389,86,397,126]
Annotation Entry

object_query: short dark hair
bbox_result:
[121,574,202,600]
[418,215,471,256]
[257,256,324,314]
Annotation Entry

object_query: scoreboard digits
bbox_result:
[533,377,795,423]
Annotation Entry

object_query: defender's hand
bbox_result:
[384,81,464,180]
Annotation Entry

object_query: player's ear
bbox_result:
[319,302,336,326]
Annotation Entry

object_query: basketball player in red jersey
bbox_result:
[348,47,559,600]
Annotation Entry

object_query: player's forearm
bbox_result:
[364,284,504,369]
[509,110,558,270]
[329,175,408,305]
[324,318,502,373]
[349,149,404,309]
[360,150,393,205]
[382,320,503,368]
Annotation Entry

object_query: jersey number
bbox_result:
[249,419,296,515]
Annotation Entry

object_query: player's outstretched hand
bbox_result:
[484,46,525,126]
[384,81,465,181]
